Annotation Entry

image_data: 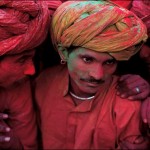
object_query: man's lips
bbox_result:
[80,78,105,87]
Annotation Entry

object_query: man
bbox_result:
[111,0,150,128]
[35,0,149,149]
[0,1,49,149]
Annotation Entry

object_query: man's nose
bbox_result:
[89,64,104,80]
[24,61,35,75]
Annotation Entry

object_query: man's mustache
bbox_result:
[80,78,105,84]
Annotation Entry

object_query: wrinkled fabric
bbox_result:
[51,0,147,60]
[35,65,142,149]
[0,0,49,56]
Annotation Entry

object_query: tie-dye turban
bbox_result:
[51,0,148,60]
[0,0,49,56]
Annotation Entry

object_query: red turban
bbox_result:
[51,0,147,60]
[46,0,62,17]
[130,0,150,37]
[0,0,50,56]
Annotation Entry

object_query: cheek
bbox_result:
[105,65,117,75]
[67,61,87,79]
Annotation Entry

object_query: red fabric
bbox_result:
[35,65,142,149]
[0,79,37,149]
[46,0,62,16]
[130,0,150,37]
[111,0,133,9]
[0,1,49,56]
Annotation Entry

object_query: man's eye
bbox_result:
[104,59,116,65]
[83,57,93,63]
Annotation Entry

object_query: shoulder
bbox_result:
[35,64,66,86]
[114,95,141,117]
[34,65,67,106]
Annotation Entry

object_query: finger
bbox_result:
[146,98,150,126]
[119,74,133,82]
[121,139,149,149]
[0,136,10,142]
[128,90,150,100]
[117,86,144,99]
[119,75,144,84]
[134,136,145,144]
[0,113,8,119]
[0,125,10,132]
[118,84,149,100]
[141,98,149,123]
[118,79,147,90]
[119,142,129,149]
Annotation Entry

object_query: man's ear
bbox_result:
[57,46,68,61]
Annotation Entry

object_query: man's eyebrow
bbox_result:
[79,54,94,58]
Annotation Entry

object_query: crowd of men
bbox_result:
[0,0,149,149]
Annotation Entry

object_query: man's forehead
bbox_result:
[74,47,114,59]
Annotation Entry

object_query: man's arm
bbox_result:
[114,96,149,149]
[117,74,150,125]
[6,79,37,149]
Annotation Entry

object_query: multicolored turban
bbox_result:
[0,0,49,56]
[51,0,148,60]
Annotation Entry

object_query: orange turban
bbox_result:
[0,0,50,56]
[51,0,148,60]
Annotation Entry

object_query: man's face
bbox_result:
[0,50,35,88]
[67,47,117,96]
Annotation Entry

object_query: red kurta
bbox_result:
[0,79,37,149]
[35,65,142,149]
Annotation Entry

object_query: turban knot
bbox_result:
[0,0,50,56]
[51,0,148,60]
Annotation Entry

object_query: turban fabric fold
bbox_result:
[46,0,62,17]
[0,0,50,56]
[51,0,148,60]
[130,0,150,37]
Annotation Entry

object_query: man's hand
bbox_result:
[141,97,150,126]
[0,113,11,143]
[119,136,149,149]
[0,113,23,149]
[116,74,150,100]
